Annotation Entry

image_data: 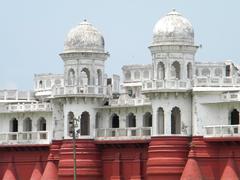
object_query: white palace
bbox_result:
[1,9,240,145]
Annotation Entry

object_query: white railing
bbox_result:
[204,125,240,137]
[142,80,191,91]
[95,127,152,140]
[222,92,240,102]
[0,90,34,101]
[110,97,151,106]
[53,85,107,96]
[0,131,50,144]
[194,77,240,87]
[6,102,52,112]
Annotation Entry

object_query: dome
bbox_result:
[152,9,194,46]
[64,20,105,53]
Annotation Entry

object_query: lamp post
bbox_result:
[68,112,80,180]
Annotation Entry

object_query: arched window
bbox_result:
[111,113,119,128]
[157,62,165,80]
[171,107,181,134]
[215,68,222,77]
[81,68,90,85]
[37,117,46,131]
[126,113,136,127]
[226,65,231,77]
[46,79,51,88]
[143,70,149,79]
[134,71,140,80]
[95,112,101,129]
[80,111,90,135]
[187,63,192,79]
[97,69,102,86]
[230,109,239,125]
[9,118,18,132]
[125,71,131,81]
[68,69,75,86]
[157,108,164,134]
[39,80,43,89]
[23,117,32,131]
[171,61,180,79]
[202,68,210,76]
[143,112,152,127]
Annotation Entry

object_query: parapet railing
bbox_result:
[0,131,49,144]
[53,85,107,96]
[110,97,151,106]
[204,125,240,137]
[0,90,35,101]
[194,77,240,87]
[142,80,191,91]
[6,102,52,112]
[95,127,152,140]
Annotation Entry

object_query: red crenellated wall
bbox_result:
[1,137,240,179]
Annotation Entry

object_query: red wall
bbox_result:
[1,137,240,179]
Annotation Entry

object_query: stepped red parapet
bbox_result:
[180,158,202,180]
[2,161,17,180]
[41,153,58,180]
[220,157,239,180]
[30,159,42,180]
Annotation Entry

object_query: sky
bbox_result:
[0,0,240,90]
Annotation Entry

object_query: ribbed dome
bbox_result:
[64,20,105,53]
[152,9,194,46]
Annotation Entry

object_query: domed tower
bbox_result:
[60,20,109,89]
[54,20,109,139]
[150,9,198,81]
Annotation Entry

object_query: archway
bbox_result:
[171,107,181,134]
[171,61,181,79]
[9,118,18,132]
[111,113,119,128]
[97,69,102,86]
[187,63,192,79]
[81,68,90,85]
[67,68,75,86]
[23,117,32,131]
[80,111,90,135]
[157,62,165,80]
[127,113,136,127]
[143,112,152,127]
[230,109,239,125]
[157,108,164,134]
[37,117,46,131]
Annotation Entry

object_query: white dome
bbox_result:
[152,9,194,46]
[64,20,105,53]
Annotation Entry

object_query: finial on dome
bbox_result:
[84,19,87,22]
[172,8,176,12]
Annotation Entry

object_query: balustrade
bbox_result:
[0,131,49,144]
[204,125,240,137]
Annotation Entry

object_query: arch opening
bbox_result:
[80,111,90,136]
[67,68,75,86]
[157,62,165,80]
[171,61,180,79]
[157,108,164,134]
[171,107,181,134]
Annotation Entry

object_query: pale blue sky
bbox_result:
[0,0,239,90]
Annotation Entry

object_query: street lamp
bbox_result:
[68,112,80,180]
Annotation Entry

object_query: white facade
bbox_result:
[1,9,240,144]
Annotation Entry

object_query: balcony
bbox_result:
[95,127,152,140]
[0,131,50,144]
[204,125,240,138]
[142,80,191,92]
[194,77,240,87]
[6,102,52,112]
[53,85,107,97]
